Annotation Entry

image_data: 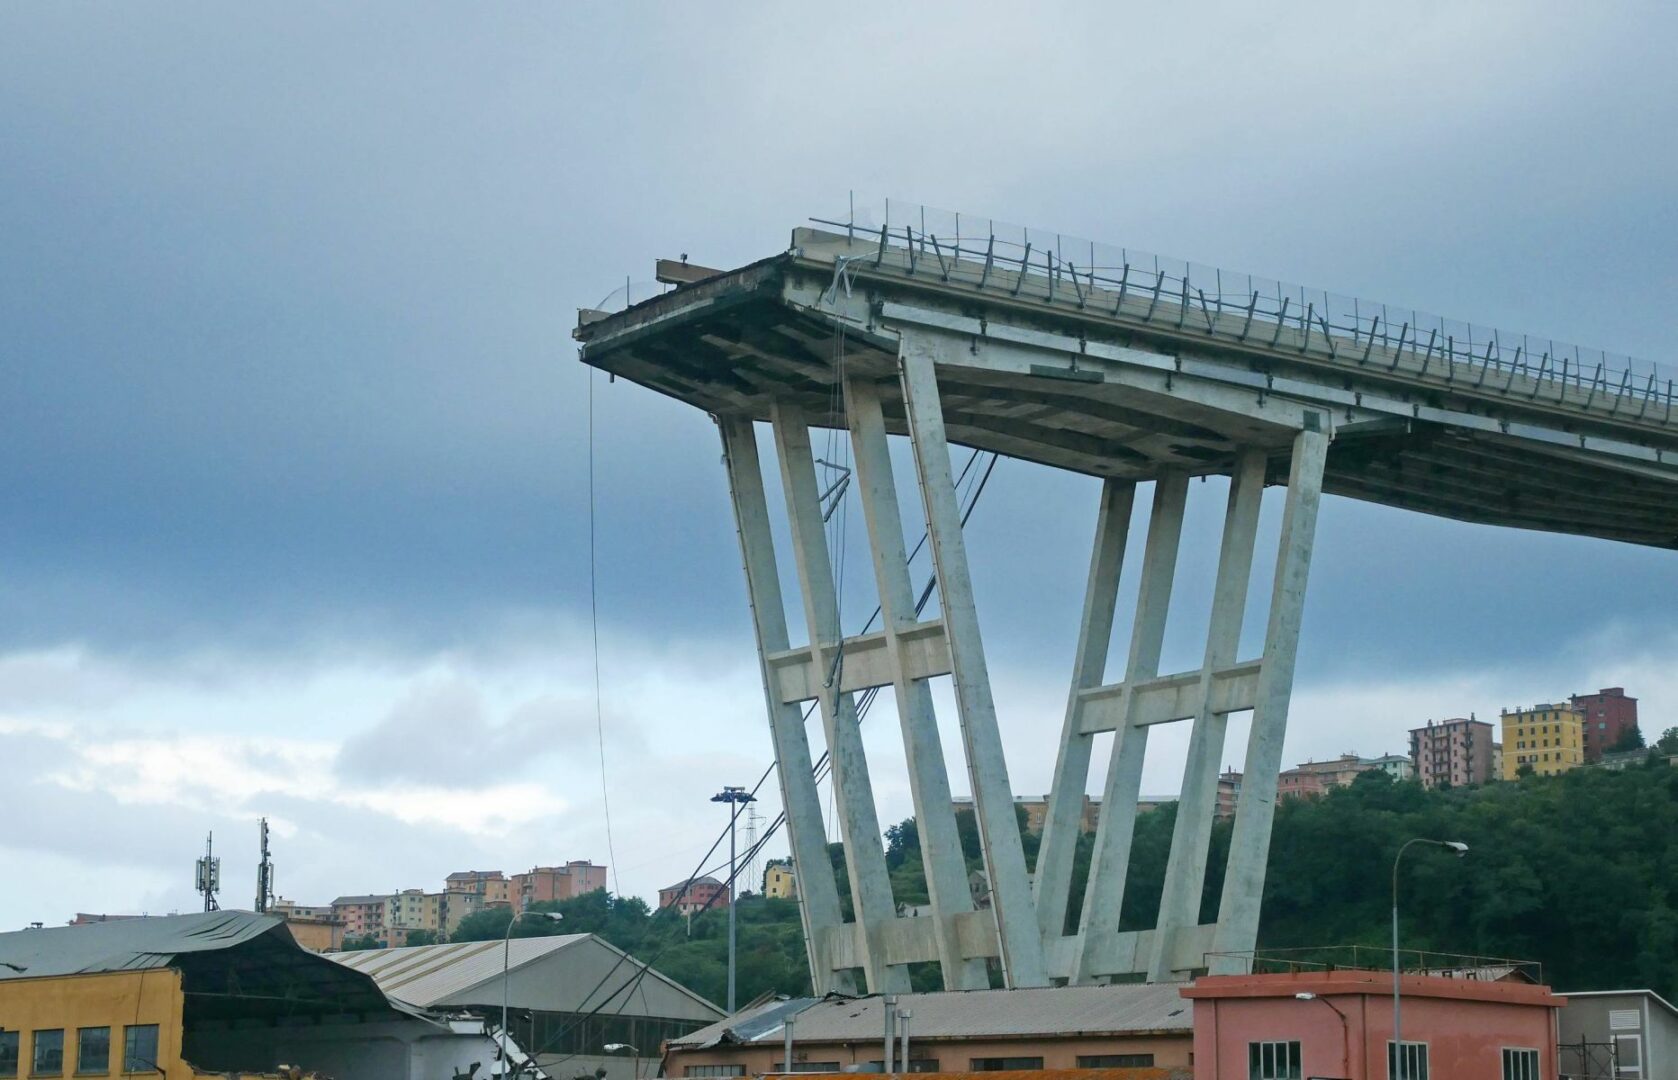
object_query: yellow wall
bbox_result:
[0,968,188,1079]
[764,865,797,900]
[1501,705,1585,778]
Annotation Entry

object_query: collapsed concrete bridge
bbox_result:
[573,208,1678,993]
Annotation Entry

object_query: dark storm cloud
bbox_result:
[0,2,1675,679]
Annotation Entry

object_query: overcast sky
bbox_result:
[3,3,1677,930]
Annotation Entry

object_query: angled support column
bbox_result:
[844,376,988,990]
[1073,471,1189,982]
[1034,478,1135,943]
[1210,422,1329,974]
[1148,448,1267,980]
[898,332,1048,987]
[716,416,854,996]
[770,403,909,994]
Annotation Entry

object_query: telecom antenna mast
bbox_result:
[255,818,275,913]
[195,832,220,913]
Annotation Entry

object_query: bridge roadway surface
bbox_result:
[575,228,1678,549]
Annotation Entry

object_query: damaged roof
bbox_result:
[671,984,1193,1049]
[0,910,279,979]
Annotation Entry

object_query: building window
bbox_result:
[972,1058,1044,1071]
[0,1032,18,1079]
[1079,1055,1155,1068]
[1388,1040,1429,1080]
[74,1029,109,1076]
[32,1031,64,1077]
[681,1068,745,1078]
[120,1028,158,1075]
[1501,1048,1538,1080]
[1248,1041,1301,1080]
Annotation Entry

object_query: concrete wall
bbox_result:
[0,968,190,1078]
[1559,992,1678,1078]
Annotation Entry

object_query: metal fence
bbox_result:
[810,198,1675,424]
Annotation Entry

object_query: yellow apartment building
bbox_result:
[1502,701,1586,778]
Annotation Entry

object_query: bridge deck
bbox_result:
[575,228,1678,549]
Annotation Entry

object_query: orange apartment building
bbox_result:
[511,861,607,908]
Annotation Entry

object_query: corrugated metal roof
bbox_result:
[671,985,1192,1048]
[0,911,281,980]
[327,934,587,1007]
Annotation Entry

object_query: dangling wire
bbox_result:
[588,364,621,897]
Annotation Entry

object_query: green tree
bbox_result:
[341,933,384,950]
[402,928,441,946]
[1656,727,1678,755]
[1608,726,1647,753]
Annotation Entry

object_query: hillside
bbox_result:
[447,760,1678,1007]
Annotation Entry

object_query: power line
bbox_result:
[527,449,1001,1066]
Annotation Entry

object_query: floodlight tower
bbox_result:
[711,785,756,1012]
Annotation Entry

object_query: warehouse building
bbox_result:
[331,933,724,1078]
[662,984,1194,1075]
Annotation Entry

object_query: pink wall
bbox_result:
[1185,972,1563,1080]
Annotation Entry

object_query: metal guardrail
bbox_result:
[809,198,1676,426]
[1204,945,1542,985]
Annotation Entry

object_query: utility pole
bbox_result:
[255,818,274,913]
[195,832,220,913]
[710,785,755,1013]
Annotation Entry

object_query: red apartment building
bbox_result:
[1571,686,1640,762]
[1408,716,1496,788]
[659,876,730,915]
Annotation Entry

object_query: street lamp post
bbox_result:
[502,910,564,1073]
[1294,992,1349,1078]
[605,1041,641,1079]
[1391,838,1467,1079]
[711,785,756,1013]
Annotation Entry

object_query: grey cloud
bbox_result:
[333,677,614,784]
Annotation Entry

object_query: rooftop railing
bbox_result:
[809,198,1675,427]
[1204,945,1542,985]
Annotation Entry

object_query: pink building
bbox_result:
[329,894,389,939]
[1409,716,1496,788]
[1182,968,1564,1080]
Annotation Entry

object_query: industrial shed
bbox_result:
[0,911,504,1079]
[664,984,1194,1076]
[330,933,723,1077]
